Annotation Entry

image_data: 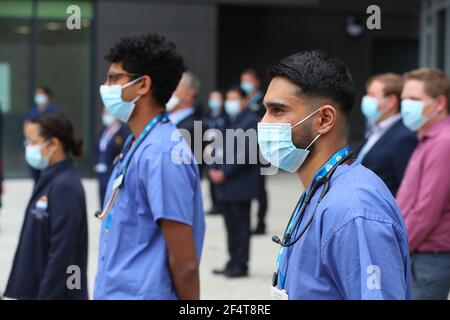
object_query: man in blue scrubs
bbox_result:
[94,34,205,299]
[259,50,412,299]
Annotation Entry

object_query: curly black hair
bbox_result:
[269,50,355,119]
[105,34,186,106]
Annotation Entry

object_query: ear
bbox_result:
[315,105,336,134]
[47,137,61,155]
[386,94,398,109]
[435,95,447,113]
[136,75,152,96]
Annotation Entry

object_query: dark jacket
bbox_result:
[4,159,88,300]
[95,123,131,204]
[357,118,418,196]
[247,90,265,119]
[176,103,207,176]
[214,108,260,202]
[203,110,226,132]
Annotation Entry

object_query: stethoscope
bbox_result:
[94,113,169,221]
[272,151,354,247]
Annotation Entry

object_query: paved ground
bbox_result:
[0,173,303,300]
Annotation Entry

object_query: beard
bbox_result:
[291,118,317,153]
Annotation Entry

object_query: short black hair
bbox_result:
[37,86,54,99]
[268,50,355,119]
[105,34,186,105]
[227,85,247,99]
[242,68,260,80]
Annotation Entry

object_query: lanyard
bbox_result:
[275,145,351,289]
[97,112,169,223]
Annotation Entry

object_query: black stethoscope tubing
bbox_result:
[272,152,354,247]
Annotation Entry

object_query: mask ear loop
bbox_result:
[122,76,144,104]
[425,98,441,120]
[42,138,56,162]
[292,107,323,129]
[131,95,141,104]
[122,75,144,89]
[305,133,321,151]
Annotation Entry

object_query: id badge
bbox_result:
[270,286,289,300]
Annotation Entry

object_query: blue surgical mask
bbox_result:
[241,81,254,94]
[25,141,51,170]
[208,99,222,111]
[99,76,143,123]
[257,108,322,173]
[401,99,427,131]
[34,94,48,106]
[361,96,382,121]
[224,99,241,117]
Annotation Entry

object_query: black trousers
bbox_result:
[222,201,251,270]
[256,174,268,228]
[209,179,222,211]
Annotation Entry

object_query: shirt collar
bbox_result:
[419,115,450,142]
[370,113,401,135]
[33,158,74,194]
[377,113,401,129]
[169,107,194,125]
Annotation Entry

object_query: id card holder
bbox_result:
[270,286,289,300]
[271,271,288,300]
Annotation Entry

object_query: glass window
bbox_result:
[0,17,32,177]
[0,0,93,177]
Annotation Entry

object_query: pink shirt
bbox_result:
[396,116,450,253]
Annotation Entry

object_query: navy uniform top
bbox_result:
[4,159,88,300]
[95,123,131,202]
[213,108,260,202]
[26,104,59,121]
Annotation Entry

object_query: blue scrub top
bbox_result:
[277,161,412,300]
[94,120,205,300]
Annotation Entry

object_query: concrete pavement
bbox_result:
[0,173,302,300]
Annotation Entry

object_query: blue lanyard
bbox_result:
[117,112,169,179]
[275,145,351,289]
[103,112,168,229]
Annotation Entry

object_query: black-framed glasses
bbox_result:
[106,72,142,84]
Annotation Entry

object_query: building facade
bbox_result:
[0,0,429,177]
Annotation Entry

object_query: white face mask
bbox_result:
[166,95,180,112]
[99,76,143,123]
[257,108,322,173]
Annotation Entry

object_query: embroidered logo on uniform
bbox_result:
[114,136,123,146]
[35,195,48,210]
[32,195,49,220]
[366,265,381,290]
